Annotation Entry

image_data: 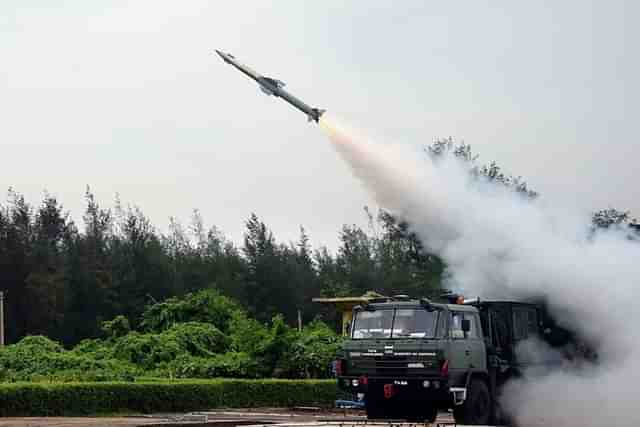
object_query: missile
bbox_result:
[215,50,325,123]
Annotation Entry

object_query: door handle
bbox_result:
[465,350,471,356]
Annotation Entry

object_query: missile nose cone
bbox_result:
[215,49,235,64]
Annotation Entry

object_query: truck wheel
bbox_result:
[424,406,438,423]
[404,405,436,423]
[365,398,386,420]
[453,379,491,425]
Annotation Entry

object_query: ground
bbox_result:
[0,408,457,426]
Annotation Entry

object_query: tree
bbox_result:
[24,195,69,338]
[242,213,288,322]
[591,208,639,240]
[427,138,538,198]
[375,210,444,297]
[111,205,168,327]
[0,189,34,342]
[61,188,115,344]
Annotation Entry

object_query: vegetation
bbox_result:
[0,140,636,384]
[0,290,343,382]
[0,379,337,416]
[0,187,445,347]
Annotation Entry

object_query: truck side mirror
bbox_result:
[461,319,471,333]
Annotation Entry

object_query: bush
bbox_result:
[112,332,183,370]
[111,322,229,370]
[0,337,136,382]
[141,289,242,333]
[71,338,115,361]
[171,352,261,379]
[0,295,342,382]
[0,380,337,416]
[101,315,131,338]
[12,336,63,353]
[278,321,343,379]
[164,322,229,356]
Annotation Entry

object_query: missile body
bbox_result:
[216,50,325,123]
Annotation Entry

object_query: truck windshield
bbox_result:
[352,308,439,339]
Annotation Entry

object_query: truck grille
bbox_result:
[350,356,438,376]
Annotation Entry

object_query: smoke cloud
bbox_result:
[320,114,640,426]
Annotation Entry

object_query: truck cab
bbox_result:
[335,296,557,424]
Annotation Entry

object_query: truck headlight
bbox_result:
[422,380,431,388]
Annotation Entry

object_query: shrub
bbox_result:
[171,352,261,379]
[111,322,229,370]
[164,322,229,356]
[140,289,242,333]
[71,338,115,361]
[101,315,131,338]
[12,336,63,353]
[278,321,343,379]
[0,337,136,382]
[0,380,337,416]
[112,332,183,370]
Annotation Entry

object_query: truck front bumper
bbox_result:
[337,376,466,407]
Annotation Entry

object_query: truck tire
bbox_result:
[423,406,438,423]
[404,404,437,423]
[453,378,491,425]
[365,397,386,420]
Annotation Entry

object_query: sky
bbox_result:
[1,1,638,251]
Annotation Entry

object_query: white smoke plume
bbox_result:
[320,114,640,426]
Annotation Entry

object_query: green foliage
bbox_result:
[0,286,345,383]
[227,311,271,355]
[12,336,63,353]
[278,321,344,379]
[226,312,297,377]
[101,315,131,338]
[164,322,229,356]
[112,332,183,370]
[170,353,261,379]
[70,338,114,361]
[0,188,449,347]
[0,380,337,416]
[140,289,242,333]
[0,336,136,382]
[111,322,228,370]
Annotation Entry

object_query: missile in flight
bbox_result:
[215,50,325,123]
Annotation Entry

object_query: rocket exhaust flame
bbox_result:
[319,114,640,427]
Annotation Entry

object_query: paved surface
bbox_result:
[0,408,457,427]
[0,417,157,427]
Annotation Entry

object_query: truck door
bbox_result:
[466,313,486,370]
[489,305,513,386]
[512,305,539,369]
[449,311,486,378]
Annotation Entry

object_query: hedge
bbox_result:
[0,379,337,416]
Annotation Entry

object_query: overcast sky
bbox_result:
[2,1,638,250]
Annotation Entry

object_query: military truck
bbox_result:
[334,294,581,424]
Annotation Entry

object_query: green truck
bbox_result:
[334,295,582,425]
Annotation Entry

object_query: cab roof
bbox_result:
[362,300,478,313]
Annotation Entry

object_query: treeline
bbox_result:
[0,188,444,346]
[2,140,636,347]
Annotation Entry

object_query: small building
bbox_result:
[312,291,385,336]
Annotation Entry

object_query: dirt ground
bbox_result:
[0,408,456,427]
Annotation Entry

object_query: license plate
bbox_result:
[383,383,395,398]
